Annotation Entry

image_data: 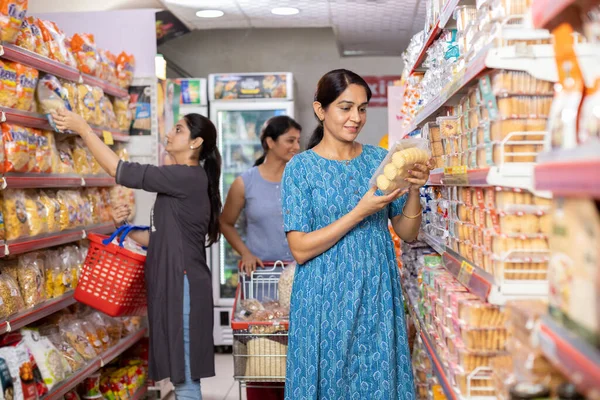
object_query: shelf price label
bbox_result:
[443,165,469,185]
[457,260,474,286]
[102,131,114,145]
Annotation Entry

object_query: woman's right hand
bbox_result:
[239,252,264,274]
[112,203,131,226]
[354,187,407,220]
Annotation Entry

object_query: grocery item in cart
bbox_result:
[21,328,71,390]
[0,272,25,318]
[2,189,29,240]
[15,63,38,111]
[0,0,28,43]
[278,262,296,309]
[246,337,287,378]
[370,138,431,194]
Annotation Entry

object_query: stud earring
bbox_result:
[190,145,195,150]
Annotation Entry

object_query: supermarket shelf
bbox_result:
[409,0,460,73]
[421,231,446,255]
[531,0,576,28]
[443,248,548,305]
[0,108,131,143]
[81,73,129,98]
[131,385,149,400]
[5,223,115,256]
[535,144,600,199]
[44,328,148,400]
[0,292,76,335]
[82,176,116,187]
[428,164,543,192]
[2,174,114,189]
[538,316,600,397]
[0,43,128,98]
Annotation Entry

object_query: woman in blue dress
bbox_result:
[282,69,432,399]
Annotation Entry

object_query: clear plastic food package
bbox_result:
[37,75,72,131]
[0,272,25,318]
[370,138,431,194]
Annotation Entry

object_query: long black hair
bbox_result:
[308,69,373,149]
[184,113,222,247]
[254,115,302,166]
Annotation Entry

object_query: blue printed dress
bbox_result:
[282,144,415,400]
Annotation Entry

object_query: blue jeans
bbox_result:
[174,276,202,399]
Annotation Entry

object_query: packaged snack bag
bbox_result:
[18,252,46,307]
[15,63,38,111]
[36,131,52,174]
[2,124,29,173]
[0,59,17,108]
[0,0,28,43]
[72,138,91,175]
[0,272,25,318]
[116,52,135,88]
[76,84,96,123]
[24,190,48,236]
[38,19,75,66]
[70,33,98,75]
[29,17,49,57]
[15,16,36,51]
[36,75,72,131]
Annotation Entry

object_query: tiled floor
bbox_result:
[202,354,246,400]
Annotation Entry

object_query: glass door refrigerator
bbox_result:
[208,72,294,346]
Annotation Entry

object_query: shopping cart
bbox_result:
[231,261,292,398]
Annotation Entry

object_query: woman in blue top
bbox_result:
[220,115,301,272]
[282,69,432,400]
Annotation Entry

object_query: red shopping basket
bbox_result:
[75,225,149,317]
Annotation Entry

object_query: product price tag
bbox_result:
[457,260,474,286]
[102,131,114,145]
[443,165,469,185]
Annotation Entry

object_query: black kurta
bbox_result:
[116,161,215,384]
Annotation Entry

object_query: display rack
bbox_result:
[0,107,131,142]
[535,144,600,199]
[409,0,462,74]
[1,174,115,189]
[43,328,148,400]
[3,222,114,257]
[421,234,548,305]
[0,43,129,98]
[0,292,76,334]
[538,316,600,396]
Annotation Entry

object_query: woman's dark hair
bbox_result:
[308,69,372,149]
[254,116,302,166]
[184,113,222,247]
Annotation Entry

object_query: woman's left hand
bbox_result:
[51,108,89,134]
[406,159,433,192]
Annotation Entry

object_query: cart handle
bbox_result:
[238,260,293,272]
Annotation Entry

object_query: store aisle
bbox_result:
[202,354,246,400]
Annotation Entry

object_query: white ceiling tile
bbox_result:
[160,0,426,55]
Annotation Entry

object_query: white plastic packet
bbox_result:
[369,138,431,194]
[278,262,296,309]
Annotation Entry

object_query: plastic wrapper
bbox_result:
[24,127,36,173]
[24,190,48,236]
[70,33,98,75]
[0,272,25,318]
[0,59,17,109]
[99,49,118,84]
[36,75,72,131]
[100,95,119,129]
[2,189,30,240]
[99,188,113,222]
[60,319,98,360]
[86,312,112,350]
[92,86,105,126]
[16,15,36,51]
[21,328,71,390]
[76,84,96,123]
[38,190,61,232]
[56,190,78,230]
[15,63,38,112]
[113,96,132,131]
[116,52,135,88]
[55,139,76,175]
[44,250,65,298]
[61,246,80,289]
[119,316,142,335]
[47,332,86,372]
[370,138,431,194]
[72,138,92,175]
[27,17,49,57]
[0,342,39,400]
[2,123,29,173]
[81,319,106,353]
[38,19,77,67]
[35,131,53,174]
[18,252,46,307]
[60,79,79,112]
[278,263,295,309]
[0,0,28,43]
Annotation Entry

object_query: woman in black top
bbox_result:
[52,109,221,399]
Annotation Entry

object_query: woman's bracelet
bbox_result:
[402,206,423,219]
